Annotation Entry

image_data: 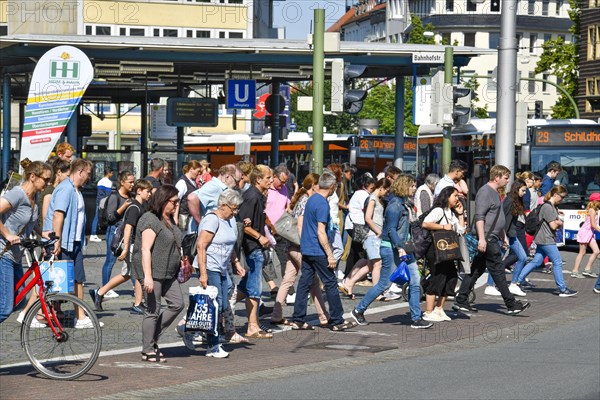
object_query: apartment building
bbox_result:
[579,0,600,119]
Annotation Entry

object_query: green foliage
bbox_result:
[462,76,489,118]
[406,15,436,45]
[357,82,396,133]
[534,0,580,118]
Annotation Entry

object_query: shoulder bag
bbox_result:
[430,213,463,264]
[274,211,300,246]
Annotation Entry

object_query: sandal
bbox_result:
[226,332,249,343]
[338,280,350,295]
[330,320,357,332]
[245,330,274,339]
[289,321,315,331]
[345,293,356,300]
[271,318,292,326]
[141,352,166,363]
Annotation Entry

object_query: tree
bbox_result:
[534,0,579,118]
[357,81,397,133]
[463,76,489,118]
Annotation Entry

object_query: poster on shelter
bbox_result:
[19,46,93,165]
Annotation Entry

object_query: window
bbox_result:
[442,33,451,45]
[467,0,476,11]
[528,72,535,94]
[446,0,454,12]
[85,26,92,35]
[529,33,537,53]
[487,70,497,92]
[542,0,549,15]
[96,26,111,35]
[154,29,160,37]
[163,29,178,37]
[130,28,144,36]
[219,32,226,38]
[489,32,499,49]
[544,33,551,43]
[590,0,599,8]
[0,25,7,36]
[528,0,535,15]
[516,33,523,52]
[197,31,210,38]
[586,78,595,95]
[464,32,475,47]
[542,74,549,91]
[229,32,243,39]
[588,26,599,60]
[556,0,564,15]
[120,28,126,36]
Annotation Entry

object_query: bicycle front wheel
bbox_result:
[21,293,102,380]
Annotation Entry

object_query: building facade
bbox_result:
[579,0,600,120]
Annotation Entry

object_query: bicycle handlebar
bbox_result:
[20,233,59,251]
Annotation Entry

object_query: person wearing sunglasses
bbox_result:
[516,185,578,297]
[0,158,52,324]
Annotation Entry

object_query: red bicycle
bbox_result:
[14,234,102,380]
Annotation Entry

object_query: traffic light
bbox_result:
[331,59,367,114]
[491,0,501,12]
[452,86,473,126]
[534,100,543,118]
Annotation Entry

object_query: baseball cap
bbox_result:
[590,193,600,202]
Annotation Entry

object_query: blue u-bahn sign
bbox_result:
[226,79,256,109]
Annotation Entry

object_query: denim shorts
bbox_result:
[237,249,264,299]
[363,235,381,261]
[60,241,85,283]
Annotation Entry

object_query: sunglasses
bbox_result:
[168,199,180,206]
[37,175,52,184]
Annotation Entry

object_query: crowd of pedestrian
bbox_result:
[2,143,599,364]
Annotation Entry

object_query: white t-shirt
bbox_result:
[75,191,85,240]
[424,207,465,235]
[194,213,238,274]
[328,191,340,226]
[344,189,370,229]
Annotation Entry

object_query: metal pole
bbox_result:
[141,100,148,177]
[393,76,405,170]
[2,75,11,180]
[116,103,122,162]
[496,0,518,179]
[442,47,453,175]
[311,9,325,174]
[66,111,77,150]
[176,84,184,175]
[270,80,281,168]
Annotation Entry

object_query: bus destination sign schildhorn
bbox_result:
[534,125,600,146]
[166,98,218,127]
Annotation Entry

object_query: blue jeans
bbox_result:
[206,270,229,347]
[518,243,566,291]
[101,224,117,285]
[238,249,264,299]
[91,199,100,236]
[0,257,23,324]
[595,275,600,291]
[357,247,422,322]
[292,255,344,325]
[509,237,527,284]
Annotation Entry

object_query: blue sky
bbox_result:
[272,1,347,40]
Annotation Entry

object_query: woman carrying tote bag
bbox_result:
[421,186,466,322]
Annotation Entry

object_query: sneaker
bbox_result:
[176,324,196,350]
[286,293,296,305]
[89,288,104,311]
[509,283,527,297]
[452,302,478,313]
[558,288,578,297]
[582,271,599,278]
[422,311,444,322]
[206,344,229,358]
[434,308,452,321]
[103,289,119,299]
[506,300,531,315]
[570,272,585,279]
[593,287,600,294]
[484,285,502,296]
[74,317,104,329]
[388,283,403,294]
[543,263,553,274]
[130,304,144,315]
[351,309,369,326]
[192,332,206,344]
[520,279,536,289]
[411,319,433,329]
[336,270,345,280]
[89,235,102,242]
[382,291,402,301]
[17,312,47,328]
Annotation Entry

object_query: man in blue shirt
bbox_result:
[44,159,102,329]
[291,172,355,331]
[540,161,562,196]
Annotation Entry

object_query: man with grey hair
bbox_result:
[144,158,166,193]
[290,172,356,331]
[415,173,440,217]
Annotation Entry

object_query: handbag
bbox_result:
[431,229,463,264]
[274,212,300,246]
[352,223,370,244]
[177,256,193,283]
[389,256,411,285]
[185,286,219,335]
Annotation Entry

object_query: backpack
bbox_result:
[411,208,444,259]
[110,204,141,257]
[98,192,115,230]
[182,212,218,260]
[525,202,550,236]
